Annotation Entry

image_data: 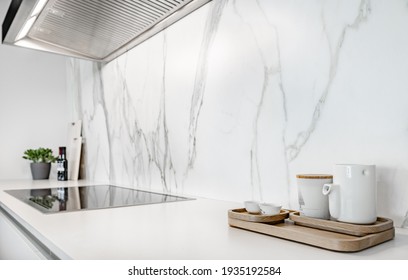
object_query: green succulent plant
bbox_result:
[22,147,57,163]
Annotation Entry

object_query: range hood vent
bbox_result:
[2,0,212,62]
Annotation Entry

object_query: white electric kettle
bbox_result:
[322,164,377,224]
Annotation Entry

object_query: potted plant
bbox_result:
[23,147,57,180]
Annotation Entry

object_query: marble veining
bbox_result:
[187,0,228,175]
[68,0,408,226]
[110,34,177,192]
[284,0,370,163]
[232,0,287,201]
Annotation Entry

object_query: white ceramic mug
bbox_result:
[296,174,333,219]
[322,164,377,224]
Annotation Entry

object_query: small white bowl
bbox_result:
[244,201,261,214]
[259,203,282,215]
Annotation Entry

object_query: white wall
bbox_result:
[0,1,68,180]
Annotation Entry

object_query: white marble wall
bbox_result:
[67,0,408,227]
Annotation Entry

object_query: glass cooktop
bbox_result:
[5,185,192,214]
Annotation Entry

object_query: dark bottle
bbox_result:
[57,146,68,181]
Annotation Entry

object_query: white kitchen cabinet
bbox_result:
[0,207,48,260]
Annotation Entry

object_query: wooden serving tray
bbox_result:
[289,212,394,236]
[228,208,289,224]
[228,209,395,252]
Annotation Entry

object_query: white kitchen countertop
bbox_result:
[0,180,407,260]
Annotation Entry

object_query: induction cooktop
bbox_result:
[5,185,192,214]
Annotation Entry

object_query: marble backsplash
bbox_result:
[67,0,408,227]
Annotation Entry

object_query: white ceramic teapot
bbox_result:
[322,164,377,224]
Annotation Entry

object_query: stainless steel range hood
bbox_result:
[2,0,212,62]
